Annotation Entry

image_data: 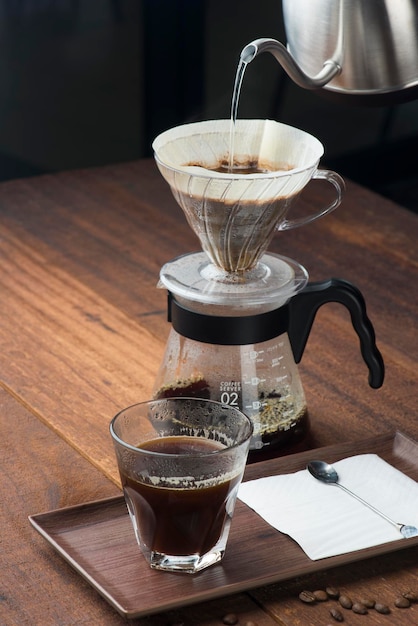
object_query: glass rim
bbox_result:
[109,397,254,458]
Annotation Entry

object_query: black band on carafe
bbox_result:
[167,293,289,345]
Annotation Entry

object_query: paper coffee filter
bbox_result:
[153,119,324,200]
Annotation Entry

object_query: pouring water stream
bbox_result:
[307,460,418,539]
[228,57,248,171]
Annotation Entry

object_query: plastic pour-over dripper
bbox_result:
[153,119,344,277]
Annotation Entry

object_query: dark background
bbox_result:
[1,0,417,211]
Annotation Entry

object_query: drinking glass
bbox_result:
[110,397,253,573]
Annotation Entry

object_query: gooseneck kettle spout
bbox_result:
[240,38,341,90]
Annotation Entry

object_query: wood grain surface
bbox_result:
[1,159,418,624]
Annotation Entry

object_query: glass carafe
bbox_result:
[153,256,384,461]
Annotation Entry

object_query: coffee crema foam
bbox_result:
[185,159,295,175]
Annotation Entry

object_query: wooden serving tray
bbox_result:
[29,431,418,619]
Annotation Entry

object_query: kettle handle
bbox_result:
[288,278,385,388]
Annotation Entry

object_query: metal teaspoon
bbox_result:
[307,460,418,539]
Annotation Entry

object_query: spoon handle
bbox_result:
[336,483,402,531]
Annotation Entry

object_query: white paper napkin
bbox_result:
[238,454,418,560]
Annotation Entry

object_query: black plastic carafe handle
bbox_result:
[287,278,385,388]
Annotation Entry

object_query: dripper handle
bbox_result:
[288,278,385,388]
[279,170,346,230]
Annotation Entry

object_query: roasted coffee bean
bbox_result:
[329,607,344,622]
[358,597,375,608]
[403,591,418,602]
[243,622,257,626]
[298,590,316,604]
[395,596,411,608]
[313,589,328,602]
[338,595,353,609]
[352,602,368,614]
[326,587,340,599]
[222,614,238,625]
[374,602,391,614]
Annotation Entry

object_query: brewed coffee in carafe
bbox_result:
[152,119,384,460]
[153,299,310,458]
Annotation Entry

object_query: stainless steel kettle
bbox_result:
[241,0,418,103]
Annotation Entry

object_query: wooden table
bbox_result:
[1,159,418,625]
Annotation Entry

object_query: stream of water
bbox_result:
[228,57,249,171]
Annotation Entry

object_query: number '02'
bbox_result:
[220,392,239,406]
